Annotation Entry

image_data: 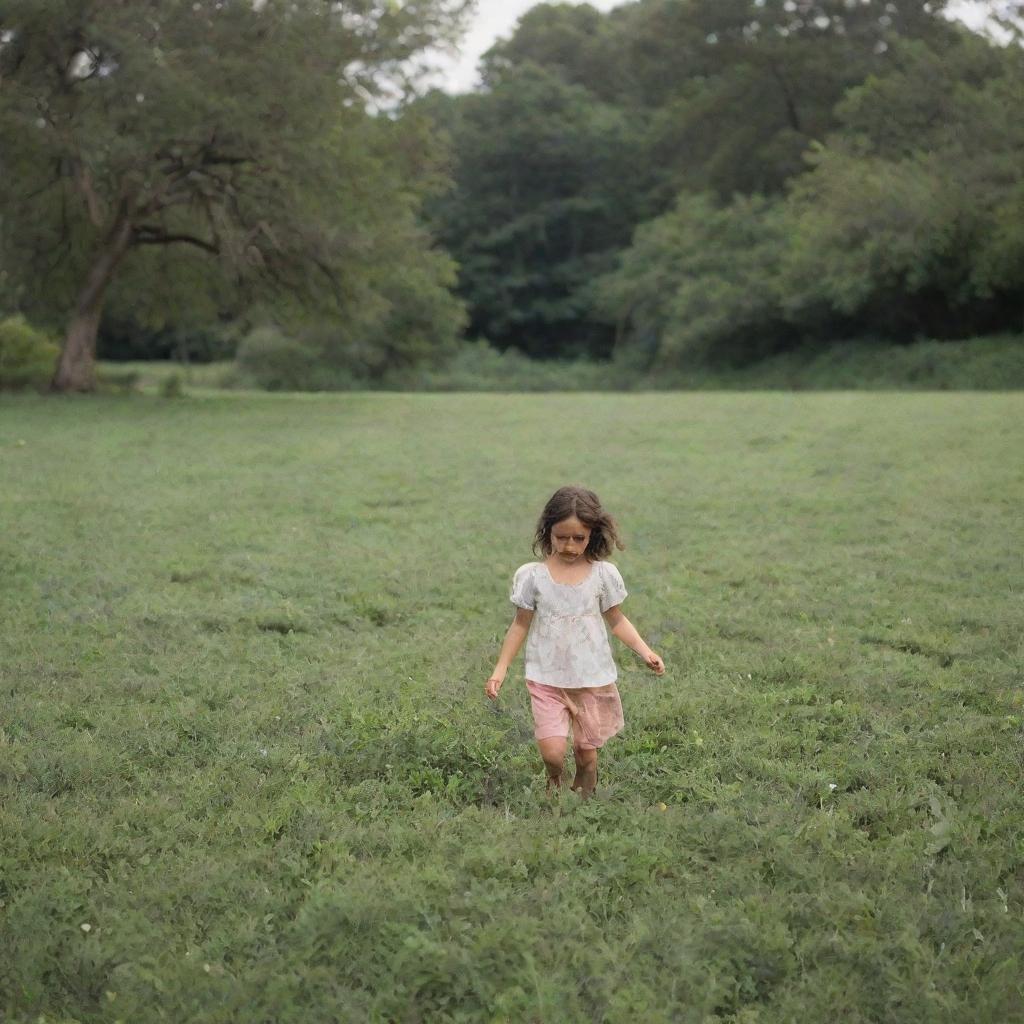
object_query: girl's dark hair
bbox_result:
[532,485,624,560]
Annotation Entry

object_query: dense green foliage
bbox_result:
[428,0,1024,368]
[422,62,643,359]
[0,0,470,389]
[596,193,794,366]
[778,36,1024,341]
[0,316,61,391]
[2,392,1023,1021]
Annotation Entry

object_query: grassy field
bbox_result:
[1,391,1022,1023]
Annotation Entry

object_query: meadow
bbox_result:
[1,390,1022,1023]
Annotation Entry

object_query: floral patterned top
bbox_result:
[509,560,628,688]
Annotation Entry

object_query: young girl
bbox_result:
[485,485,665,797]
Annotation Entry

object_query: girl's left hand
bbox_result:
[645,651,665,675]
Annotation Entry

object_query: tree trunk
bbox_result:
[54,305,105,392]
[51,215,134,393]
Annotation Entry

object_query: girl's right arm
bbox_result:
[485,608,534,699]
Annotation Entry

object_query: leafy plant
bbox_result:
[0,315,59,390]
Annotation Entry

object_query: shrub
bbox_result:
[382,339,623,392]
[0,316,60,391]
[159,372,185,398]
[232,235,465,392]
[233,326,346,392]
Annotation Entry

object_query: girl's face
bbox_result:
[550,515,592,563]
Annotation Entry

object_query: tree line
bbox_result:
[425,0,1024,368]
[1,1,1022,391]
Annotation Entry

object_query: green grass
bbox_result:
[95,360,236,394]
[1,391,1022,1023]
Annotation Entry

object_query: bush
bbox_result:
[159,372,185,398]
[233,296,466,393]
[635,334,1024,391]
[233,326,350,392]
[382,339,624,392]
[231,219,466,392]
[0,316,60,391]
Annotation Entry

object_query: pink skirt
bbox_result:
[526,680,625,750]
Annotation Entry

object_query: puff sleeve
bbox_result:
[510,563,538,610]
[598,561,628,611]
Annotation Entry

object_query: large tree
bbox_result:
[0,0,469,391]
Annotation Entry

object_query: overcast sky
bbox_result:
[428,0,1001,94]
[428,0,623,93]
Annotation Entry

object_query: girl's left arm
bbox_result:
[603,606,665,675]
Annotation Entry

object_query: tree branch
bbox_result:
[312,254,343,303]
[764,56,803,134]
[133,227,220,254]
[22,160,64,203]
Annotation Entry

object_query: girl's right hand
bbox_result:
[485,676,504,700]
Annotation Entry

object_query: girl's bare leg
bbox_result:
[537,737,568,792]
[571,746,599,797]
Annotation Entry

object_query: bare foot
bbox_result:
[570,769,597,798]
